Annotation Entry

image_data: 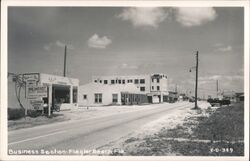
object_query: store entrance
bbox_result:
[52,85,70,108]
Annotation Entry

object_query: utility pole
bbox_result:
[63,45,67,77]
[194,51,199,109]
[216,80,219,97]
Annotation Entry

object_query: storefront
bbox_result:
[22,73,79,115]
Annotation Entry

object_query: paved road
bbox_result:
[8,102,192,153]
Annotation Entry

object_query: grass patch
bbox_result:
[8,113,70,131]
[123,103,244,156]
[193,103,244,142]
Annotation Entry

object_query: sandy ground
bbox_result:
[98,101,214,152]
[62,104,160,120]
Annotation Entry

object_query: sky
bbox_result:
[8,7,244,97]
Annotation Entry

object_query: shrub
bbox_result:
[27,109,43,118]
[8,108,25,120]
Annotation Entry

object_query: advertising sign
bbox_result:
[23,73,40,82]
[30,99,44,110]
[26,80,37,87]
[27,86,47,99]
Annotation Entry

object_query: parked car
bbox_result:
[207,98,230,106]
[189,97,195,102]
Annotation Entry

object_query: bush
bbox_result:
[8,108,25,120]
[27,109,43,118]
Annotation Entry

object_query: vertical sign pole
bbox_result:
[70,86,73,105]
[48,84,52,117]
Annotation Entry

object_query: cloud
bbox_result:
[56,40,65,47]
[117,7,168,28]
[199,75,243,83]
[175,7,217,27]
[88,34,112,49]
[215,44,232,52]
[120,63,138,69]
[43,40,74,51]
[43,44,51,51]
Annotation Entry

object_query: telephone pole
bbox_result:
[63,45,67,77]
[216,80,219,97]
[194,51,199,109]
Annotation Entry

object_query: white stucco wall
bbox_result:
[78,83,142,107]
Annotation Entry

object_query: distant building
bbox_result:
[168,91,178,103]
[235,92,244,102]
[78,73,169,106]
[219,91,244,103]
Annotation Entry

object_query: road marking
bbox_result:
[8,130,66,146]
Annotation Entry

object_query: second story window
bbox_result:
[152,86,154,90]
[104,80,108,84]
[140,79,145,84]
[157,86,160,91]
[157,78,160,83]
[127,79,133,83]
[122,80,125,84]
[111,80,115,84]
[134,79,139,84]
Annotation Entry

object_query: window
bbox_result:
[122,80,125,84]
[127,79,133,83]
[94,80,98,83]
[140,79,145,84]
[118,80,121,84]
[111,80,115,84]
[112,94,118,103]
[94,93,102,103]
[152,78,154,82]
[152,86,154,90]
[100,80,102,83]
[104,80,108,84]
[140,87,145,92]
[134,79,139,84]
[83,94,87,100]
[157,78,160,83]
[157,86,160,91]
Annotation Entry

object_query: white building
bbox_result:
[8,73,79,112]
[79,73,168,106]
[79,82,147,106]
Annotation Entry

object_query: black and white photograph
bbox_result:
[1,0,249,160]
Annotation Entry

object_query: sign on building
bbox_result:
[27,86,47,99]
[30,99,44,110]
[23,73,40,82]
